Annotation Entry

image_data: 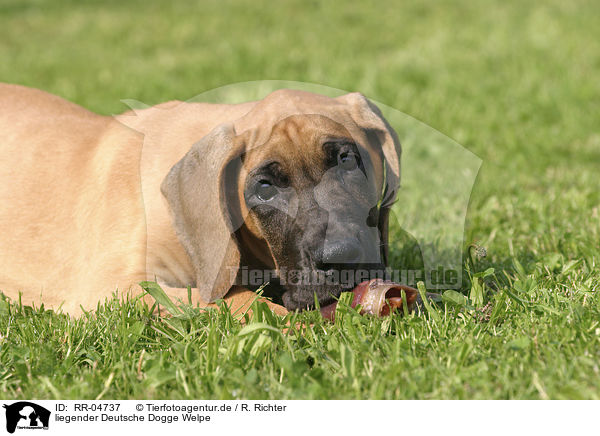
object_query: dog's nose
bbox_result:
[321,239,363,265]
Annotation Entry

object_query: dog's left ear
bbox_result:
[337,92,401,266]
[161,123,246,303]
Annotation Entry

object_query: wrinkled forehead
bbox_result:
[233,89,364,148]
[241,114,358,172]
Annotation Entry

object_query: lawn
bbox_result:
[0,0,599,399]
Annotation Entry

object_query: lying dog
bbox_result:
[0,84,400,316]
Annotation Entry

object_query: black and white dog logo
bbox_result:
[2,402,50,433]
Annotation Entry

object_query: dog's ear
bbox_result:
[337,92,401,266]
[161,123,245,303]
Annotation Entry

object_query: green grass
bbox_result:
[1,0,599,399]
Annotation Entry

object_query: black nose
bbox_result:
[321,239,363,265]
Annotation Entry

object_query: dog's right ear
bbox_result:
[160,123,246,303]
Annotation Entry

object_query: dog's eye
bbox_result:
[256,180,277,201]
[338,151,359,171]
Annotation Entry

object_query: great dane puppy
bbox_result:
[0,84,400,316]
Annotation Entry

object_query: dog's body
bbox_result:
[0,84,400,316]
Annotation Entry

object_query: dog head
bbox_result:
[161,90,401,310]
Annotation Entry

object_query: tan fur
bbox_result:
[0,84,399,317]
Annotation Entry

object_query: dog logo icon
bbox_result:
[2,402,50,433]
